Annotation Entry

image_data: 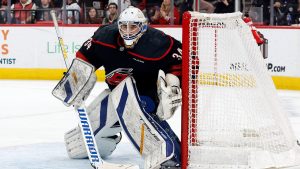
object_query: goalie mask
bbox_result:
[118,6,148,48]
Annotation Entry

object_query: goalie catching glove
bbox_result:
[52,58,97,107]
[156,70,182,121]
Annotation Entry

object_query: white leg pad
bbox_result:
[65,89,122,159]
[86,89,121,137]
[110,77,175,169]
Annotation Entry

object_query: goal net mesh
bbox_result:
[182,12,300,169]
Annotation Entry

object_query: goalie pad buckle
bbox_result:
[52,58,97,107]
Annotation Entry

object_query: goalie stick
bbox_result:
[50,10,139,169]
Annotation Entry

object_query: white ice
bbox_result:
[0,80,300,169]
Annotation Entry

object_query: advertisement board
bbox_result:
[0,26,299,89]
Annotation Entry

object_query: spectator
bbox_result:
[254,0,282,25]
[200,0,214,13]
[0,0,7,7]
[146,0,162,10]
[180,0,194,11]
[0,0,8,23]
[159,0,180,25]
[102,2,118,25]
[64,0,81,24]
[261,0,298,25]
[11,0,37,24]
[147,5,160,24]
[178,0,193,23]
[284,0,299,25]
[33,0,41,7]
[150,0,163,6]
[296,0,300,24]
[131,0,146,11]
[274,1,287,25]
[109,0,131,12]
[131,0,149,16]
[53,0,62,8]
[85,7,102,24]
[35,0,53,22]
[214,0,234,13]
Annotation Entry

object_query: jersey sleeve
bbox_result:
[76,32,104,70]
[163,37,182,81]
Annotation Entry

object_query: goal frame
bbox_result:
[181,11,193,169]
[180,11,300,169]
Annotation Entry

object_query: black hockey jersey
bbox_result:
[76,23,182,105]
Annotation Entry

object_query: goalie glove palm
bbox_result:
[157,70,182,121]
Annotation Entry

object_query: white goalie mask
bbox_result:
[118,6,148,48]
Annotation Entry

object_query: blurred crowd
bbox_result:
[0,0,299,26]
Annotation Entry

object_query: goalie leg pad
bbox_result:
[86,89,121,137]
[65,89,122,159]
[64,126,122,159]
[156,120,181,167]
[111,77,179,169]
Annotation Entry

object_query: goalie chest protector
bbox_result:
[77,24,182,105]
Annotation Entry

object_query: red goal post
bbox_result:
[181,11,300,169]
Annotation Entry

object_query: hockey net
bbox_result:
[181,12,300,169]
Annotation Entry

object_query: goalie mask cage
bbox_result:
[181,11,300,169]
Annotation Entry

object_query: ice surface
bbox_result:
[0,80,299,169]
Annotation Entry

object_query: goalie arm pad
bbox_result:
[52,58,97,107]
[157,70,182,121]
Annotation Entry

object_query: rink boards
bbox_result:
[0,25,299,90]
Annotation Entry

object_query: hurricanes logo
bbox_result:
[106,68,133,86]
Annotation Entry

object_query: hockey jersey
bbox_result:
[76,23,182,105]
